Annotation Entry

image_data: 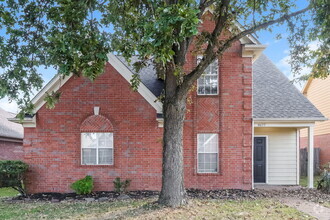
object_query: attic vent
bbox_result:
[94,106,100,115]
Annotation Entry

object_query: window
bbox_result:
[197,57,219,95]
[197,133,218,173]
[81,133,113,165]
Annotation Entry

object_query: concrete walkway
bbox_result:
[255,185,330,220]
[280,197,330,220]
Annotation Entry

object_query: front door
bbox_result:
[254,137,266,183]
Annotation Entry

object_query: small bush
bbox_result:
[0,160,28,196]
[317,170,330,193]
[113,177,131,193]
[71,175,94,195]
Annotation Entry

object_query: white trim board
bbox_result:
[9,53,163,127]
[254,121,316,128]
[107,54,162,113]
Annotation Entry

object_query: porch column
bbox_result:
[308,126,314,188]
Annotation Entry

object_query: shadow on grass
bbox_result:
[102,200,165,219]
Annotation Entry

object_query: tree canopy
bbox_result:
[0,0,328,115]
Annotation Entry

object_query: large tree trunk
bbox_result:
[158,64,188,207]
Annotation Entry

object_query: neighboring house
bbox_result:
[10,17,325,194]
[0,107,24,160]
[300,77,330,167]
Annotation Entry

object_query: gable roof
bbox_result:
[0,108,23,140]
[18,54,163,117]
[116,56,164,97]
[253,54,326,121]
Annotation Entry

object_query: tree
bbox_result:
[0,0,329,207]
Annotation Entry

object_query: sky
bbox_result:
[0,1,312,113]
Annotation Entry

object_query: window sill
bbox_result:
[196,172,222,176]
[197,94,219,97]
[79,164,114,168]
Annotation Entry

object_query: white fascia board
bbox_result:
[253,117,327,122]
[107,53,163,113]
[242,44,267,61]
[26,53,162,115]
[8,116,36,128]
[11,53,163,128]
[32,73,72,113]
[253,119,319,128]
[234,21,260,45]
[254,121,315,128]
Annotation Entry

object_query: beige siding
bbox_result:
[301,78,330,137]
[255,127,298,185]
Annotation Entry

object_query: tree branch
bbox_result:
[198,0,217,18]
[176,0,217,66]
[181,4,311,93]
[179,0,230,94]
[217,5,311,55]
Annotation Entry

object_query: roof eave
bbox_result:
[242,44,267,62]
[253,117,328,122]
[8,116,36,128]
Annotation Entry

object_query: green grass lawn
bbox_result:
[0,198,313,220]
[0,187,19,198]
[299,175,322,188]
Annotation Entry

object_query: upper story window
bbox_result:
[197,56,219,95]
[197,133,219,173]
[81,132,114,165]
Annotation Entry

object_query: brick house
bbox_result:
[300,77,330,168]
[0,108,23,160]
[10,18,326,193]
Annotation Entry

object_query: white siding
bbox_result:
[255,127,298,185]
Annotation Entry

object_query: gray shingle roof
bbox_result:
[253,54,325,120]
[0,108,23,139]
[116,54,325,121]
[116,56,164,97]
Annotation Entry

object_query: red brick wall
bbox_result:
[0,140,23,160]
[300,134,330,167]
[23,13,253,193]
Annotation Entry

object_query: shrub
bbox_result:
[317,170,330,193]
[0,160,28,196]
[71,175,94,195]
[113,177,131,193]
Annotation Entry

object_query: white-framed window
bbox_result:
[197,133,219,173]
[81,132,114,165]
[197,56,219,95]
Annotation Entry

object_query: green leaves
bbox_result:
[104,0,200,66]
[0,0,110,115]
[0,0,329,116]
[0,160,28,195]
[44,90,61,109]
[70,175,94,195]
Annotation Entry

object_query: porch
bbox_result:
[253,120,316,188]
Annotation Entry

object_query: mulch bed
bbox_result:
[6,191,159,203]
[3,187,329,204]
[186,189,266,200]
